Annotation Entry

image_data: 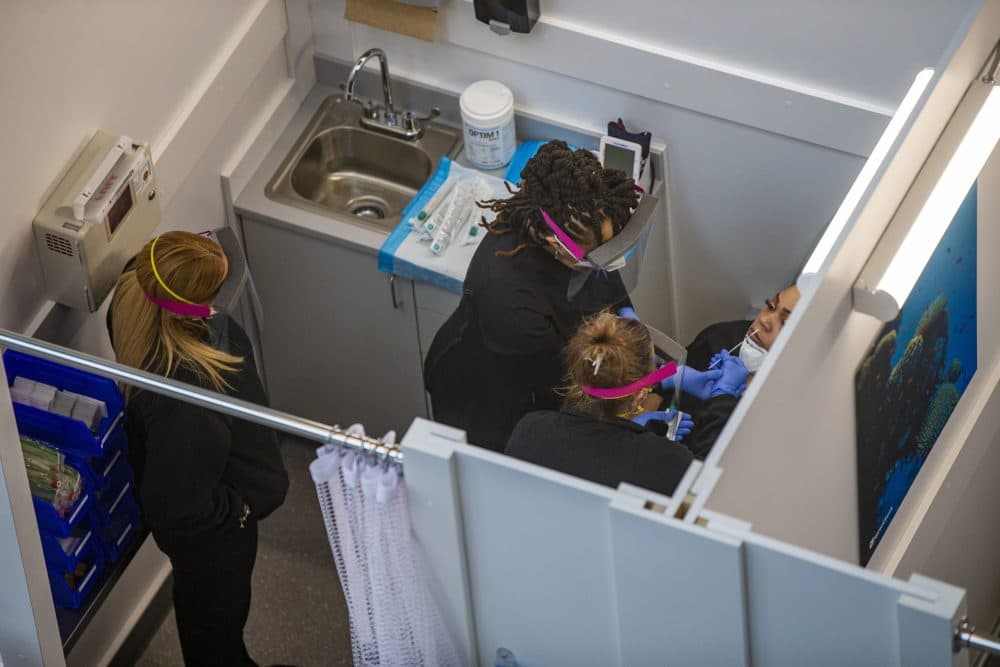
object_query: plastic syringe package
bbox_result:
[378,159,510,293]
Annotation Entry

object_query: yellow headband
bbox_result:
[149,236,195,305]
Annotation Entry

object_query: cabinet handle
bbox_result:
[389,275,401,309]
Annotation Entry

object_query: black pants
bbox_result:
[156,521,259,667]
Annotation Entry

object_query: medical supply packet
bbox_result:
[378,158,510,293]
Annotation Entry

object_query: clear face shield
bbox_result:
[647,323,688,440]
[143,227,265,375]
[541,192,658,299]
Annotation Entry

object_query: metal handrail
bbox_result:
[955,619,1000,656]
[0,328,403,463]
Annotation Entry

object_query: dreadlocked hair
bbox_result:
[479,140,639,257]
[560,309,654,421]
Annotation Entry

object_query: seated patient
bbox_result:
[679,283,802,458]
[505,311,700,496]
[686,283,802,373]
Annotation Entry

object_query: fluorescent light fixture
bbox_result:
[854,81,1000,321]
[797,69,933,291]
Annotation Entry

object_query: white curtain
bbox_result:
[310,425,460,667]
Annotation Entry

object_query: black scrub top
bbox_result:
[505,409,694,496]
[424,230,631,452]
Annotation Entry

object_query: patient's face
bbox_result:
[749,285,801,350]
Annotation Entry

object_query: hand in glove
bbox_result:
[617,306,639,321]
[631,409,694,441]
[708,350,749,398]
[666,366,723,401]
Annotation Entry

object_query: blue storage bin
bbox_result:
[66,433,127,495]
[97,494,140,564]
[39,512,98,572]
[4,349,125,458]
[92,457,134,521]
[33,487,92,538]
[46,531,103,609]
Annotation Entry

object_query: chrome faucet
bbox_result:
[344,48,439,140]
[345,48,394,113]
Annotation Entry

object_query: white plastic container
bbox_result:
[460,80,517,170]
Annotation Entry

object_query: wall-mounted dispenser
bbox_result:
[33,131,161,312]
[474,0,539,35]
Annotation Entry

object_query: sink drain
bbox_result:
[352,204,385,219]
[347,196,387,220]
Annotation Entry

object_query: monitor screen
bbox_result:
[107,183,133,236]
[603,143,637,178]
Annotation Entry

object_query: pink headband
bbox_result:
[539,208,587,261]
[581,360,677,400]
[143,291,214,318]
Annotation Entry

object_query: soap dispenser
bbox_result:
[474,0,540,35]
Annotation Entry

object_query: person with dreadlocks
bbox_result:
[423,140,643,452]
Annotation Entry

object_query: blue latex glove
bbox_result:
[632,409,694,441]
[617,306,639,321]
[709,350,749,398]
[665,365,724,401]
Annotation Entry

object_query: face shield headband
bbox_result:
[580,320,686,403]
[143,228,250,320]
[144,235,217,318]
[539,193,658,299]
[580,359,677,400]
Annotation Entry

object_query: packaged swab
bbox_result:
[416,180,455,221]
[29,382,57,411]
[51,392,76,417]
[11,377,35,405]
[430,180,480,255]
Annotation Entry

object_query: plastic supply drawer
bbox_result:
[92,458,134,526]
[97,494,140,564]
[46,531,104,609]
[39,512,99,572]
[33,488,93,539]
[71,434,128,494]
[4,349,125,458]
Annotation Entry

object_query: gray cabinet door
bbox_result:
[241,216,427,436]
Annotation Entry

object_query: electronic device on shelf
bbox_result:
[599,135,644,182]
[33,131,160,312]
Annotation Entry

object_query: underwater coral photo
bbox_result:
[854,183,978,566]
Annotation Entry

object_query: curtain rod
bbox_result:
[0,328,403,464]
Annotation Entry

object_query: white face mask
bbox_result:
[739,334,768,373]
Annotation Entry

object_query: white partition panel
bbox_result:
[731,533,929,666]
[402,418,970,667]
[453,451,623,667]
[608,496,749,666]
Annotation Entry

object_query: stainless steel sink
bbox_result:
[266,96,463,232]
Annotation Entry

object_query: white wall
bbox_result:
[705,0,1000,629]
[310,0,971,341]
[0,2,314,663]
[0,0,314,348]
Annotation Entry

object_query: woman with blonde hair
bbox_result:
[108,230,288,667]
[505,310,744,495]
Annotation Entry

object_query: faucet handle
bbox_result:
[414,107,441,122]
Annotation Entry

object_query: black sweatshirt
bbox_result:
[425,230,631,453]
[109,313,288,545]
[505,409,694,496]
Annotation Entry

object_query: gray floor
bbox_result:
[136,439,353,667]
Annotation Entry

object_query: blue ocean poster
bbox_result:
[854,183,977,566]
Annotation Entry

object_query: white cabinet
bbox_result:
[241,216,428,436]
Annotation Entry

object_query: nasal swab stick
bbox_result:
[708,328,759,369]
